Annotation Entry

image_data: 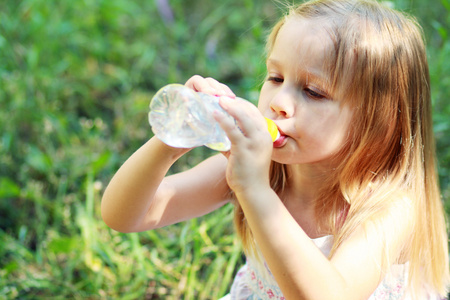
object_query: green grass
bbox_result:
[0,0,449,299]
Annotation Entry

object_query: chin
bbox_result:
[271,149,335,166]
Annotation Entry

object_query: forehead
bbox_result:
[268,17,334,77]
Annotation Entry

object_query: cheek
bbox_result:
[304,105,353,147]
[257,87,271,112]
[325,109,353,148]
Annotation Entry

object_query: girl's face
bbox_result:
[259,17,353,166]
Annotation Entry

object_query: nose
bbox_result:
[270,89,295,118]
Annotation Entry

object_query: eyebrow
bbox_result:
[266,58,280,68]
[305,72,330,87]
[266,58,331,90]
[266,58,284,77]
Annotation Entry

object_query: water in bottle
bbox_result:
[148,84,279,151]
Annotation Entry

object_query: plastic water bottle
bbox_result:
[148,84,279,151]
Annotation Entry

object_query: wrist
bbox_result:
[148,136,192,161]
[233,181,274,203]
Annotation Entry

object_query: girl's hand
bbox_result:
[185,75,273,194]
[185,75,236,98]
[214,96,274,195]
[154,75,234,155]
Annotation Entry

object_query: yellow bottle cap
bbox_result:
[265,118,280,142]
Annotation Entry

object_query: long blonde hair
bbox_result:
[233,0,449,296]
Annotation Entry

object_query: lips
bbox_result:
[272,125,288,148]
[268,120,288,148]
[273,134,287,148]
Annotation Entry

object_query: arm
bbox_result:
[101,75,236,233]
[101,138,231,232]
[235,187,411,300]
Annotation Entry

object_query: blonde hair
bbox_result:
[233,0,449,296]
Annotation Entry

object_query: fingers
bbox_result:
[213,108,244,142]
[218,97,265,137]
[185,75,236,98]
[215,97,273,153]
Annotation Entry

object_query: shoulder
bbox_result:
[370,194,414,249]
[357,193,414,263]
[329,194,414,297]
[335,194,413,259]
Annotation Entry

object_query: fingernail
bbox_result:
[214,91,228,97]
[226,91,236,98]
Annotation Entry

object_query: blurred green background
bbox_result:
[0,0,448,299]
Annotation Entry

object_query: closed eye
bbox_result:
[305,88,328,100]
[267,76,284,83]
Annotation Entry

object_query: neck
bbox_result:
[277,162,338,238]
[283,163,331,207]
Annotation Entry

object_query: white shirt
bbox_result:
[222,236,442,300]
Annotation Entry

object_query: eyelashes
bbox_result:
[266,76,329,101]
[305,88,327,100]
[267,76,283,83]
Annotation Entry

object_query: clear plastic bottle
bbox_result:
[148,84,279,151]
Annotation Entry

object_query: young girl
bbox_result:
[101,0,449,298]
